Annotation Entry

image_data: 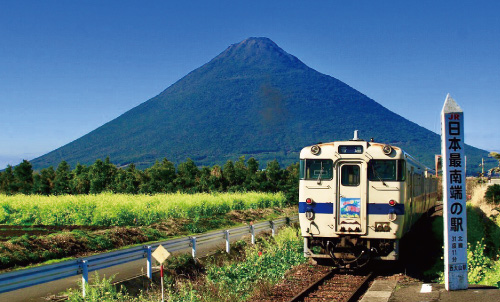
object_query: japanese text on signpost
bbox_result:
[441,94,468,290]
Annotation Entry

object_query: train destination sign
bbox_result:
[441,94,468,290]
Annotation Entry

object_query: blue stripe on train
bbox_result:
[298,202,334,214]
[298,202,405,215]
[368,203,405,215]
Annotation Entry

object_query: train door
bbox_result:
[336,162,366,234]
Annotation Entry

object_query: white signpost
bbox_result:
[152,245,171,302]
[441,94,468,290]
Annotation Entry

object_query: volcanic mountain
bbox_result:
[31,37,488,172]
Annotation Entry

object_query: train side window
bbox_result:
[302,159,333,180]
[341,165,360,186]
[397,160,406,181]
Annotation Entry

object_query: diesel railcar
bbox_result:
[299,131,438,268]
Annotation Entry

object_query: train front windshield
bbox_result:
[368,160,405,181]
[300,159,333,180]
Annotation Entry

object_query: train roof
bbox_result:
[300,131,435,174]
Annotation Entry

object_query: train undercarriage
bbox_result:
[304,236,399,269]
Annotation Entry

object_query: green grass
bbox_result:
[64,226,306,302]
[201,227,306,301]
[0,192,285,226]
[424,204,500,286]
[0,206,296,272]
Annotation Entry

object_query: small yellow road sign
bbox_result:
[152,245,171,264]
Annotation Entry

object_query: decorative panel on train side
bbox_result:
[340,197,361,218]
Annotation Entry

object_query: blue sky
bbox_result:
[1,1,499,168]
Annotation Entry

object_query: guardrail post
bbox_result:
[0,215,300,296]
[225,230,230,254]
[81,260,88,298]
[286,217,291,226]
[270,221,275,237]
[250,225,255,244]
[146,246,152,280]
[191,237,197,260]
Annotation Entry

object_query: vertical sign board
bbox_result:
[152,245,171,302]
[441,94,468,290]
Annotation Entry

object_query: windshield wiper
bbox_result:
[317,163,324,185]
[371,164,387,186]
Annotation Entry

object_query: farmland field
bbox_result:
[0,192,292,270]
[0,192,286,226]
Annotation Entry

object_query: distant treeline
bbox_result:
[0,157,299,203]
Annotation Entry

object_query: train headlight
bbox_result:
[306,198,313,204]
[382,145,392,155]
[375,222,391,232]
[311,145,321,155]
[388,199,396,206]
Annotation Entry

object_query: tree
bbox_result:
[197,166,212,192]
[1,155,302,198]
[0,165,16,194]
[245,157,260,191]
[265,160,283,192]
[485,184,500,204]
[222,160,236,190]
[233,156,247,189]
[138,169,153,194]
[13,160,33,194]
[489,152,500,174]
[89,158,117,194]
[32,166,55,195]
[247,157,259,174]
[71,163,90,194]
[283,163,299,205]
[142,159,176,193]
[103,157,118,188]
[53,161,72,194]
[175,158,199,192]
[123,163,141,194]
[209,165,224,192]
[113,168,127,193]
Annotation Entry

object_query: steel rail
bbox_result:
[287,270,336,302]
[286,270,374,302]
[346,271,374,302]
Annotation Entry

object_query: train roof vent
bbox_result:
[349,130,364,141]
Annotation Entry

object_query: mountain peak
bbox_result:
[212,37,305,69]
[30,37,489,174]
[234,37,280,50]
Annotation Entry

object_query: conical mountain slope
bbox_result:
[31,37,488,171]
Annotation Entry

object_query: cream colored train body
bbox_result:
[299,132,438,268]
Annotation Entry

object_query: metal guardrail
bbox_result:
[0,215,298,295]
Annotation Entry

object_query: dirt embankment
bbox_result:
[0,207,296,272]
[469,182,500,218]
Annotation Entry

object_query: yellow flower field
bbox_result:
[0,192,285,226]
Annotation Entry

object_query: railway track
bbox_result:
[288,269,374,302]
